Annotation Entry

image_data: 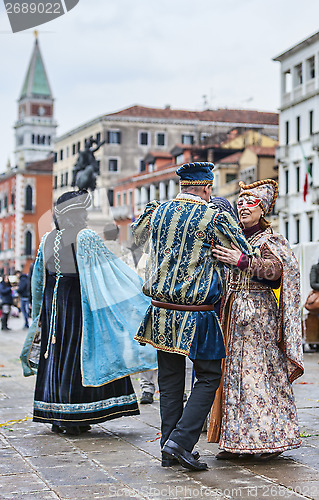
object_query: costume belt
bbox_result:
[151,299,214,312]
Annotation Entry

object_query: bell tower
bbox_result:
[14,31,57,165]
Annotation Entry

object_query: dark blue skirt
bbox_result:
[33,273,139,427]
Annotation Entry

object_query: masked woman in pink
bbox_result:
[208,179,304,460]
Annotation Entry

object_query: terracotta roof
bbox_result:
[219,151,243,164]
[106,105,279,126]
[145,151,173,160]
[25,156,54,172]
[247,146,276,156]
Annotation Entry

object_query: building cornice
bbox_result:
[55,115,278,144]
[273,30,319,62]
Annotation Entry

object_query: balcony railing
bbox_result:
[311,132,319,151]
[111,205,132,220]
[275,146,289,162]
[311,186,319,204]
[275,196,289,214]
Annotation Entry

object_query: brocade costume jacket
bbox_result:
[132,194,256,359]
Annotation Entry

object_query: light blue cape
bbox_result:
[20,229,157,386]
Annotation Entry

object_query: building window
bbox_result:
[306,56,315,80]
[107,130,121,144]
[123,192,127,205]
[31,134,35,144]
[308,161,313,186]
[157,133,165,146]
[25,231,32,257]
[96,132,101,143]
[182,134,194,145]
[109,159,118,172]
[116,193,121,206]
[285,121,289,145]
[48,136,51,145]
[54,175,58,189]
[309,110,314,135]
[140,160,146,172]
[226,173,237,183]
[139,132,149,146]
[285,170,289,194]
[65,171,69,186]
[54,152,57,163]
[285,221,289,240]
[296,116,300,142]
[60,174,64,187]
[294,63,303,86]
[284,70,292,93]
[11,192,15,207]
[25,185,33,212]
[60,149,63,161]
[309,216,313,241]
[37,135,41,145]
[129,190,133,207]
[72,144,76,155]
[295,218,300,244]
[77,141,81,152]
[4,195,8,210]
[66,146,69,158]
[296,165,300,192]
[176,154,184,164]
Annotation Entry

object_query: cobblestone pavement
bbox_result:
[0,317,319,499]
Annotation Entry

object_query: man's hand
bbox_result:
[212,243,243,266]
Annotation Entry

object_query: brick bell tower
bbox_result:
[14,31,57,165]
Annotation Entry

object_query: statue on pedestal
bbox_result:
[71,136,105,191]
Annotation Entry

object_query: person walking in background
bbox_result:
[310,259,319,292]
[132,162,257,471]
[20,190,156,436]
[0,275,13,331]
[209,179,304,460]
[15,270,30,329]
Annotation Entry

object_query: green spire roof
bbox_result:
[20,38,52,99]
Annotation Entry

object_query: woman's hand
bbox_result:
[212,243,243,266]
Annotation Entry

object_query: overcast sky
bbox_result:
[1,0,319,170]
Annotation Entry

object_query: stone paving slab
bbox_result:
[1,321,319,499]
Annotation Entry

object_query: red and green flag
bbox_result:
[303,162,312,201]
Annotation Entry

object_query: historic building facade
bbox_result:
[274,31,319,244]
[53,106,279,233]
[112,131,279,243]
[0,158,53,274]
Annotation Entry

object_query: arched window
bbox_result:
[25,231,32,256]
[25,185,33,211]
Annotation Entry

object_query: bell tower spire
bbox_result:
[14,33,57,165]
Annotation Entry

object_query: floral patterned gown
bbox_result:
[218,225,303,454]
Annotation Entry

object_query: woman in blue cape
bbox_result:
[20,190,156,435]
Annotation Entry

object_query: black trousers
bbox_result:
[157,350,222,452]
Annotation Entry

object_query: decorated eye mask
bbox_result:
[236,196,261,208]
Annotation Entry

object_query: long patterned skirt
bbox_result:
[33,274,139,427]
[219,288,301,453]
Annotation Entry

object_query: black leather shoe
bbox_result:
[51,424,64,434]
[140,392,154,404]
[162,440,207,471]
[161,450,200,467]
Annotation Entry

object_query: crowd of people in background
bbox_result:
[0,268,32,331]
